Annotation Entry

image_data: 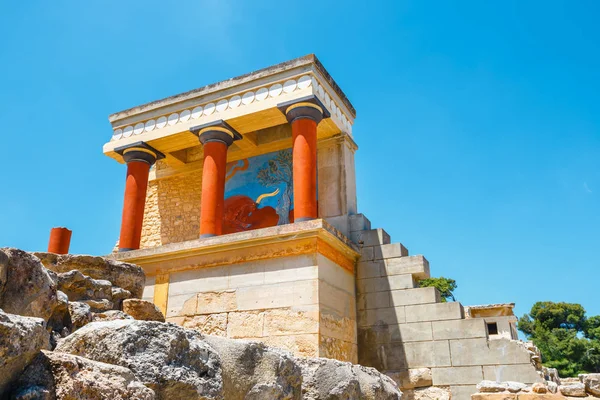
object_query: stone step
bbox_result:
[357,255,430,281]
[358,287,439,311]
[374,243,409,260]
[349,213,372,232]
[357,274,416,294]
[350,228,391,246]
[405,302,464,323]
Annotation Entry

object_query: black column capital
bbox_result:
[115,141,165,165]
[278,95,330,124]
[190,120,242,147]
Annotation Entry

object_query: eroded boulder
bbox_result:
[0,309,50,395]
[56,270,112,301]
[122,299,165,322]
[203,336,302,400]
[55,319,222,399]
[299,357,402,399]
[11,350,155,400]
[581,373,600,397]
[34,253,145,298]
[68,301,92,331]
[0,248,59,321]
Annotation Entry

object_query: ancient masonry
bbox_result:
[101,55,543,400]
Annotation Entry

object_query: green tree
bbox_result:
[418,277,456,302]
[518,301,600,376]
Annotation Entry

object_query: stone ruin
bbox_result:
[2,54,599,399]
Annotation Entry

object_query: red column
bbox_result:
[119,161,150,251]
[47,227,72,254]
[115,143,162,252]
[200,141,228,237]
[291,118,318,221]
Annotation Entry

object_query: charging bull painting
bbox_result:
[223,149,295,234]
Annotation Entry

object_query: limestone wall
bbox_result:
[146,252,357,362]
[349,214,543,400]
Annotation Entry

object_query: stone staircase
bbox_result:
[348,214,542,400]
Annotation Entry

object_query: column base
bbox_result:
[118,248,135,252]
[199,233,217,239]
[295,217,316,222]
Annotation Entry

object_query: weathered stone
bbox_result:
[47,290,70,333]
[478,380,509,393]
[263,307,319,336]
[387,368,432,389]
[122,299,165,322]
[82,298,114,312]
[0,309,50,396]
[203,336,301,400]
[506,382,528,393]
[0,251,8,301]
[580,373,600,396]
[55,319,223,399]
[299,357,402,399]
[546,381,558,394]
[196,290,237,314]
[111,286,133,307]
[559,382,586,397]
[68,301,92,331]
[92,310,133,322]
[35,252,145,298]
[471,394,516,400]
[227,310,264,338]
[10,350,155,400]
[532,383,548,393]
[56,269,112,301]
[403,386,451,400]
[182,313,227,336]
[0,248,59,321]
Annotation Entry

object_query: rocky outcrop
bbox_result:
[11,350,155,400]
[0,249,59,321]
[55,320,223,399]
[0,310,50,394]
[122,299,165,322]
[34,252,145,298]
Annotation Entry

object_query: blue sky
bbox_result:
[0,1,598,321]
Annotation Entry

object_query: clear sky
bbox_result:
[0,1,598,321]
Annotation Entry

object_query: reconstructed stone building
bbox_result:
[104,55,542,399]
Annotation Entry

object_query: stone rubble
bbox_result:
[473,377,600,399]
[0,249,403,399]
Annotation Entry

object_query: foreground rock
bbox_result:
[0,249,59,321]
[299,357,402,400]
[34,252,145,298]
[55,320,222,399]
[0,310,50,395]
[11,350,155,400]
[122,299,165,322]
[581,374,600,397]
[203,336,301,400]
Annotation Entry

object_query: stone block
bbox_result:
[182,313,227,337]
[262,306,319,336]
[386,368,433,389]
[374,243,409,260]
[320,310,356,343]
[432,319,488,340]
[390,287,440,306]
[317,255,355,294]
[236,280,318,311]
[357,306,406,327]
[404,340,451,367]
[193,290,237,315]
[360,247,375,261]
[482,364,543,384]
[319,280,356,318]
[390,321,433,342]
[357,260,383,279]
[228,262,264,288]
[432,366,484,385]
[516,395,566,400]
[169,267,228,296]
[471,394,517,400]
[350,228,391,246]
[319,335,357,363]
[325,215,350,237]
[405,302,464,323]
[349,213,371,232]
[384,255,430,280]
[450,338,533,366]
[360,291,391,310]
[450,385,479,400]
[260,333,319,358]
[263,255,318,284]
[358,274,416,294]
[166,293,196,317]
[227,310,264,338]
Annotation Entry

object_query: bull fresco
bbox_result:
[223,149,295,234]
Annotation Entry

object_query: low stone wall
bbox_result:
[472,375,600,399]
